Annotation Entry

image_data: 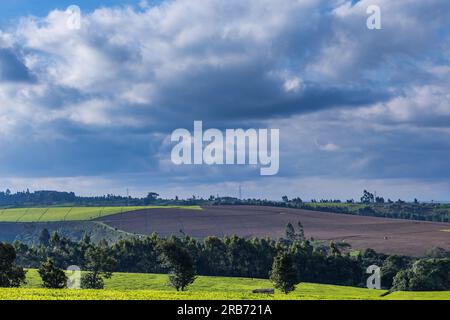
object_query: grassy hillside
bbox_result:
[0,206,201,222]
[11,270,449,300]
[19,270,387,300]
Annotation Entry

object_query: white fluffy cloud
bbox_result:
[2,0,447,133]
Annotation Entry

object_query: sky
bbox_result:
[0,0,450,201]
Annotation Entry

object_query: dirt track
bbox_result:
[99,205,450,256]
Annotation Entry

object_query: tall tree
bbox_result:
[39,229,51,246]
[81,242,116,289]
[297,221,305,241]
[161,240,196,291]
[0,242,26,287]
[270,251,297,294]
[285,223,296,243]
[361,190,374,204]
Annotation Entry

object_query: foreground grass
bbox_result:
[23,270,385,300]
[24,270,271,292]
[11,270,445,300]
[3,286,449,300]
[0,206,201,222]
[386,291,450,300]
[0,288,270,300]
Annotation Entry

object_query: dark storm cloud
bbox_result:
[152,65,391,127]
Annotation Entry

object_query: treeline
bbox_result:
[7,225,450,291]
[1,189,449,223]
[211,195,450,223]
[0,190,201,207]
[299,203,449,222]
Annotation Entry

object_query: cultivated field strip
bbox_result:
[0,206,202,222]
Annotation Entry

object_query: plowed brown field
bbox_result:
[99,205,450,256]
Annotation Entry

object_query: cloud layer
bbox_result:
[0,0,449,200]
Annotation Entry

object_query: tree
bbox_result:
[285,222,305,243]
[203,237,228,275]
[360,190,374,204]
[145,192,160,204]
[375,196,385,203]
[39,229,51,246]
[50,231,61,246]
[329,241,341,256]
[38,258,67,288]
[270,251,297,294]
[0,242,26,287]
[285,223,296,242]
[297,221,305,241]
[358,248,387,269]
[81,243,116,289]
[161,241,196,291]
[392,258,450,291]
[380,255,410,289]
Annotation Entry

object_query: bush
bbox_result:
[38,259,67,289]
[81,272,105,289]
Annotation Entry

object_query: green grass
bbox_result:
[386,291,450,300]
[12,269,446,300]
[24,270,273,292]
[0,288,272,300]
[16,270,388,300]
[0,206,202,222]
[440,229,450,233]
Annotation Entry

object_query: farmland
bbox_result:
[1,204,449,256]
[99,205,450,256]
[0,206,201,222]
[0,270,447,300]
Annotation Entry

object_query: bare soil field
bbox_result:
[99,205,450,256]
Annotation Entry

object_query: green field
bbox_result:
[386,291,450,300]
[0,206,202,222]
[3,270,446,300]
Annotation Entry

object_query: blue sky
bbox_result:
[0,0,449,200]
[0,1,143,20]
